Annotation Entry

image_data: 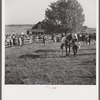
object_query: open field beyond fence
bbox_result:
[5,25,33,35]
[5,41,96,85]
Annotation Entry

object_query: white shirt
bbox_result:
[61,37,66,44]
[74,34,78,39]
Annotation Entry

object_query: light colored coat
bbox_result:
[61,37,66,44]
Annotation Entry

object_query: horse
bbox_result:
[60,33,80,57]
[65,34,73,56]
[60,36,66,55]
[60,33,72,56]
[72,38,80,57]
[71,33,82,57]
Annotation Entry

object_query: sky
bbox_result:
[5,0,97,28]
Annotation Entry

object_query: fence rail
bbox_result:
[5,38,45,48]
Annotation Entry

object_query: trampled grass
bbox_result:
[5,42,96,85]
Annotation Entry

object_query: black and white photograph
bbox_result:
[5,0,97,85]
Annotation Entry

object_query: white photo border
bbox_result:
[2,0,99,100]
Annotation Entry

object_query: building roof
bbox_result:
[31,22,46,29]
[27,29,45,32]
[27,22,46,33]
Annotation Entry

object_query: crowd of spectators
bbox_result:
[5,32,96,47]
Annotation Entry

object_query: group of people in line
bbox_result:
[5,32,33,47]
[5,32,96,48]
[5,32,50,47]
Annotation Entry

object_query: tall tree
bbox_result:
[43,0,85,34]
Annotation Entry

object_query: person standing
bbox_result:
[19,35,22,46]
[74,33,78,42]
[60,35,66,55]
[43,35,46,44]
[12,33,16,46]
[88,33,92,45]
[85,33,89,44]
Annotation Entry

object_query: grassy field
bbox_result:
[5,41,96,85]
[5,25,33,35]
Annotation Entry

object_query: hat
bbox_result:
[21,32,24,35]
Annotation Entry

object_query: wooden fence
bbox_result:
[5,38,44,48]
[5,37,61,48]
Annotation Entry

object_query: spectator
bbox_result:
[12,33,16,46]
[43,35,46,44]
[88,33,92,45]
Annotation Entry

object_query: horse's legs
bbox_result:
[61,44,64,55]
[73,46,76,57]
[65,44,71,56]
[65,45,68,56]
[61,48,63,55]
[68,45,70,55]
[73,45,78,57]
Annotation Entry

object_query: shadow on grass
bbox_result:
[19,54,40,59]
[34,49,60,53]
[18,52,96,59]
